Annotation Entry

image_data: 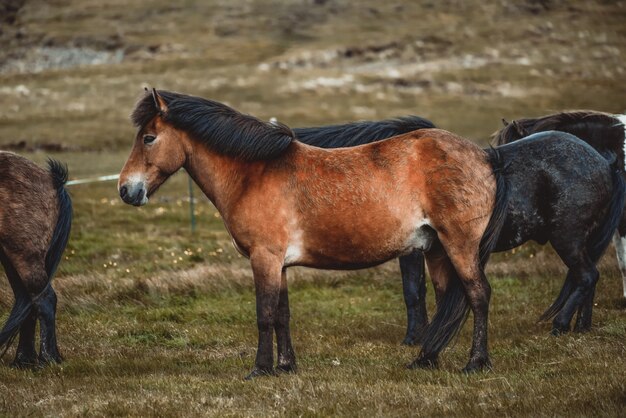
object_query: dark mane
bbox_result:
[131,90,295,161]
[294,116,436,148]
[492,111,625,168]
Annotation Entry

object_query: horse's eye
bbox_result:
[143,135,156,144]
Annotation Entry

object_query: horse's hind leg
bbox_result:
[275,269,296,373]
[459,271,492,372]
[13,312,37,368]
[551,241,599,334]
[573,287,595,333]
[445,242,492,372]
[2,248,51,364]
[37,286,62,364]
[0,253,38,368]
[399,250,428,345]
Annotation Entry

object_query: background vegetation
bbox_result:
[0,0,625,416]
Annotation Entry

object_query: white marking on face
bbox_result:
[284,229,304,265]
[126,173,149,205]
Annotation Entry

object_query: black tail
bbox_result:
[417,149,510,359]
[587,163,625,262]
[540,159,625,321]
[480,147,510,266]
[0,159,72,358]
[45,159,73,280]
[418,269,470,358]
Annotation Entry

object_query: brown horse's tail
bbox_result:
[44,159,73,280]
[0,160,72,358]
[479,147,510,266]
[417,149,510,360]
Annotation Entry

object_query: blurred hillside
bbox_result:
[0,0,625,153]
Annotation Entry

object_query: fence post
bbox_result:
[188,175,197,233]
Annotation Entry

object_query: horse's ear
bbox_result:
[151,88,168,114]
[501,118,509,127]
[512,120,526,137]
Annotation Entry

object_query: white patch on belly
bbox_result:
[284,229,304,265]
[407,218,435,252]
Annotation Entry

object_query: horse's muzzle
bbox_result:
[119,182,148,206]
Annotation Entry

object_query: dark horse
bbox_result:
[397,121,625,348]
[119,89,509,376]
[294,116,435,345]
[0,152,72,367]
[493,111,626,300]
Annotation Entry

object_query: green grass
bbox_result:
[0,271,624,416]
[1,0,626,416]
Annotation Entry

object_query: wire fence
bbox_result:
[66,172,197,233]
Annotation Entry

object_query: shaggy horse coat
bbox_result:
[294,116,435,344]
[119,89,509,375]
[493,111,626,299]
[0,152,72,367]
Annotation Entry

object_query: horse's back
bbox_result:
[498,131,612,174]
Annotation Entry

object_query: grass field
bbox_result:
[1,0,626,416]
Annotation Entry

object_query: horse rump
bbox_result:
[0,159,72,359]
[415,148,510,365]
[540,157,625,321]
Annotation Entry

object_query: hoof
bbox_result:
[551,318,571,336]
[550,326,569,336]
[573,319,592,334]
[401,334,423,346]
[402,326,426,346]
[244,367,276,380]
[401,337,418,346]
[573,324,591,333]
[276,362,297,374]
[462,358,492,374]
[407,356,438,370]
[10,358,38,370]
[11,352,39,369]
[39,350,63,366]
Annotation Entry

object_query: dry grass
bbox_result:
[0,0,625,416]
[0,262,624,417]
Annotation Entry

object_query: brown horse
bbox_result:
[118,89,508,377]
[0,152,72,367]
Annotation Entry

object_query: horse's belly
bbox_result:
[288,217,435,269]
[494,210,546,252]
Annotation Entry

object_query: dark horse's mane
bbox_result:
[294,116,435,148]
[492,111,625,168]
[131,90,295,161]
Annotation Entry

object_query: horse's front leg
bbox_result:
[275,269,296,373]
[246,249,284,380]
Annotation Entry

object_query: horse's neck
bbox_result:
[183,143,269,216]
